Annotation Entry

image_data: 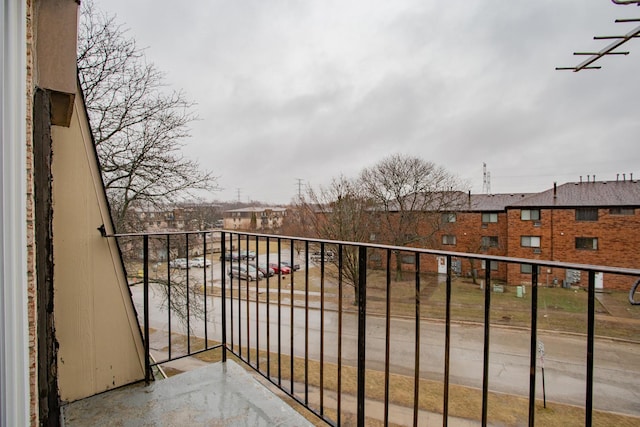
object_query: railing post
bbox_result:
[413,253,421,427]
[357,245,367,427]
[143,235,151,384]
[203,233,208,345]
[528,265,539,427]
[586,270,596,426]
[166,235,172,359]
[481,261,492,426]
[383,249,391,427]
[221,233,227,362]
[443,254,452,427]
[186,234,191,354]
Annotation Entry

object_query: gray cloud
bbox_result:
[99,0,640,203]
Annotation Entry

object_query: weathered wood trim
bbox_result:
[34,88,60,427]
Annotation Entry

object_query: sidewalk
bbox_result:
[596,291,640,320]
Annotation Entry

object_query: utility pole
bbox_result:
[236,188,241,203]
[295,178,304,200]
[482,163,491,195]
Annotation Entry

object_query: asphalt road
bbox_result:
[131,282,640,417]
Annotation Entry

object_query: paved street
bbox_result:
[131,282,640,417]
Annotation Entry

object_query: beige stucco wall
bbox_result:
[51,90,145,403]
[34,0,77,126]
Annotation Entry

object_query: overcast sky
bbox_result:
[96,0,640,205]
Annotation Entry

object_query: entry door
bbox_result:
[595,272,604,290]
[437,256,447,274]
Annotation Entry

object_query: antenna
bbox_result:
[556,2,640,72]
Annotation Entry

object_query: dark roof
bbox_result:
[225,206,287,213]
[380,191,536,212]
[510,180,640,208]
[464,193,535,212]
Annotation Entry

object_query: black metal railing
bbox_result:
[110,229,640,427]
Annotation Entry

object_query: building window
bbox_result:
[609,207,634,215]
[441,212,456,223]
[369,252,382,261]
[481,260,499,271]
[442,235,457,245]
[521,236,541,248]
[521,209,540,221]
[481,236,499,248]
[520,264,541,274]
[575,237,598,250]
[576,208,598,221]
[369,233,376,241]
[482,212,498,223]
[401,255,415,264]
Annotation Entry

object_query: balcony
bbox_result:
[63,230,640,426]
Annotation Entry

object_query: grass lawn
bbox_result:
[229,265,640,341]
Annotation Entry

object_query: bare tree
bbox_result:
[359,154,465,280]
[300,176,373,300]
[78,0,217,232]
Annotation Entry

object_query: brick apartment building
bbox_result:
[430,178,640,291]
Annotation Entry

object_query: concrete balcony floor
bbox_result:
[61,360,314,427]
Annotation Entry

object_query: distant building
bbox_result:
[223,207,287,231]
[421,179,640,291]
[133,203,222,232]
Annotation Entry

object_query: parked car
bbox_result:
[280,260,301,271]
[220,252,241,261]
[257,263,275,277]
[269,262,292,274]
[310,250,335,262]
[239,250,257,260]
[191,257,212,268]
[169,258,189,269]
[227,263,263,281]
[221,251,256,261]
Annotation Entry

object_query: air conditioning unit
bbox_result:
[533,248,541,254]
[533,221,541,227]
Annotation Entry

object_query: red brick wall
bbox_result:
[350,205,638,291]
[398,211,510,281]
[438,211,509,281]
[506,207,640,290]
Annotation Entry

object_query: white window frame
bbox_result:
[481,260,499,271]
[441,212,456,223]
[481,236,499,248]
[520,264,542,274]
[521,236,541,248]
[521,209,540,221]
[442,234,457,245]
[481,212,498,223]
[1,1,30,424]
